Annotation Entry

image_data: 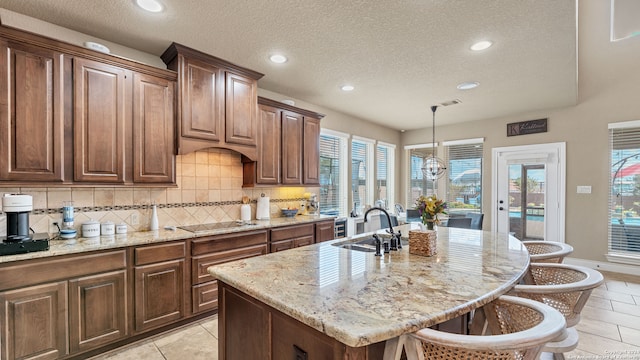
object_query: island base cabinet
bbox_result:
[0,281,68,360]
[219,284,270,360]
[68,270,128,353]
[218,282,386,360]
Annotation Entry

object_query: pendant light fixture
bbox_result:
[421,105,447,180]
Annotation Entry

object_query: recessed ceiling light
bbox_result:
[269,54,288,63]
[457,81,479,90]
[341,85,355,91]
[470,40,493,51]
[135,0,163,12]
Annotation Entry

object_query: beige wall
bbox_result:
[402,1,640,263]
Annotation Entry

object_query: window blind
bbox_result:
[319,134,346,216]
[352,140,370,213]
[376,144,394,209]
[609,125,640,255]
[445,143,483,215]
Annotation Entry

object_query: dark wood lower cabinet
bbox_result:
[134,259,185,332]
[0,281,68,360]
[68,270,127,353]
[0,221,331,359]
[219,282,386,360]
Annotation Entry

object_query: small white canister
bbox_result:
[82,220,100,238]
[101,221,115,236]
[116,223,127,234]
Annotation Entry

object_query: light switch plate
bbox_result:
[577,185,592,194]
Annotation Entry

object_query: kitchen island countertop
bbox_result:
[208,224,530,348]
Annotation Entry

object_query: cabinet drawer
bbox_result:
[270,224,314,242]
[192,244,267,285]
[135,242,185,266]
[192,281,218,314]
[192,230,267,255]
[0,250,126,290]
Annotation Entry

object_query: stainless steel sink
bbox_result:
[337,243,376,252]
[333,236,408,252]
[332,237,378,252]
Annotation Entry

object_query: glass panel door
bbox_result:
[508,164,545,240]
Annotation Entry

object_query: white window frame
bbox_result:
[404,143,439,208]
[376,141,396,210]
[352,136,375,212]
[607,120,640,265]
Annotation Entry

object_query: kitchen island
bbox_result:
[208,224,530,359]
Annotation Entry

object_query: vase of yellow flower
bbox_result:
[415,195,447,230]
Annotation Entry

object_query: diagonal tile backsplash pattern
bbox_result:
[0,149,319,235]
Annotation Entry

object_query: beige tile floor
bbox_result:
[91,270,640,360]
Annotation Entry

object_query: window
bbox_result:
[376,142,395,210]
[609,121,640,259]
[405,144,438,209]
[319,130,348,217]
[351,137,374,214]
[444,138,484,217]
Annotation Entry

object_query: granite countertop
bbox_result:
[208,224,530,348]
[0,215,334,264]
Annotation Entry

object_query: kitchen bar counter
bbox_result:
[209,224,530,350]
[0,215,334,263]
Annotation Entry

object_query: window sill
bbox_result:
[605,253,640,266]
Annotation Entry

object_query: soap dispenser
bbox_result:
[150,203,159,231]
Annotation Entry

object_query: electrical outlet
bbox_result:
[49,218,61,234]
[130,213,139,225]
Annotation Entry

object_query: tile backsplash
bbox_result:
[0,149,319,236]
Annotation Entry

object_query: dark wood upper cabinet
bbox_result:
[303,116,321,185]
[0,40,65,182]
[255,104,281,184]
[225,72,258,146]
[161,43,263,159]
[0,25,177,186]
[73,57,129,183]
[178,56,224,142]
[243,97,324,187]
[133,73,175,184]
[281,110,303,185]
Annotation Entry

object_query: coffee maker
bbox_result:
[1,194,49,255]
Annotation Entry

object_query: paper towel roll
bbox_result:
[256,197,270,220]
[240,204,251,222]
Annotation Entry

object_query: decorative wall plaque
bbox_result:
[507,118,548,137]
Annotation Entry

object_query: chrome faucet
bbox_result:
[364,207,402,251]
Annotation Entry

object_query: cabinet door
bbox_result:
[68,270,127,353]
[134,259,185,332]
[281,111,303,185]
[256,104,281,184]
[303,116,321,185]
[0,41,64,182]
[293,236,314,248]
[133,73,175,184]
[315,220,335,243]
[225,72,258,146]
[0,282,68,360]
[180,56,224,142]
[73,57,129,183]
[270,239,294,253]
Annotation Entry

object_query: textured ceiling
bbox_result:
[0,0,577,130]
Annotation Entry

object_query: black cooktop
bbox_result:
[1,233,50,256]
[178,221,258,233]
